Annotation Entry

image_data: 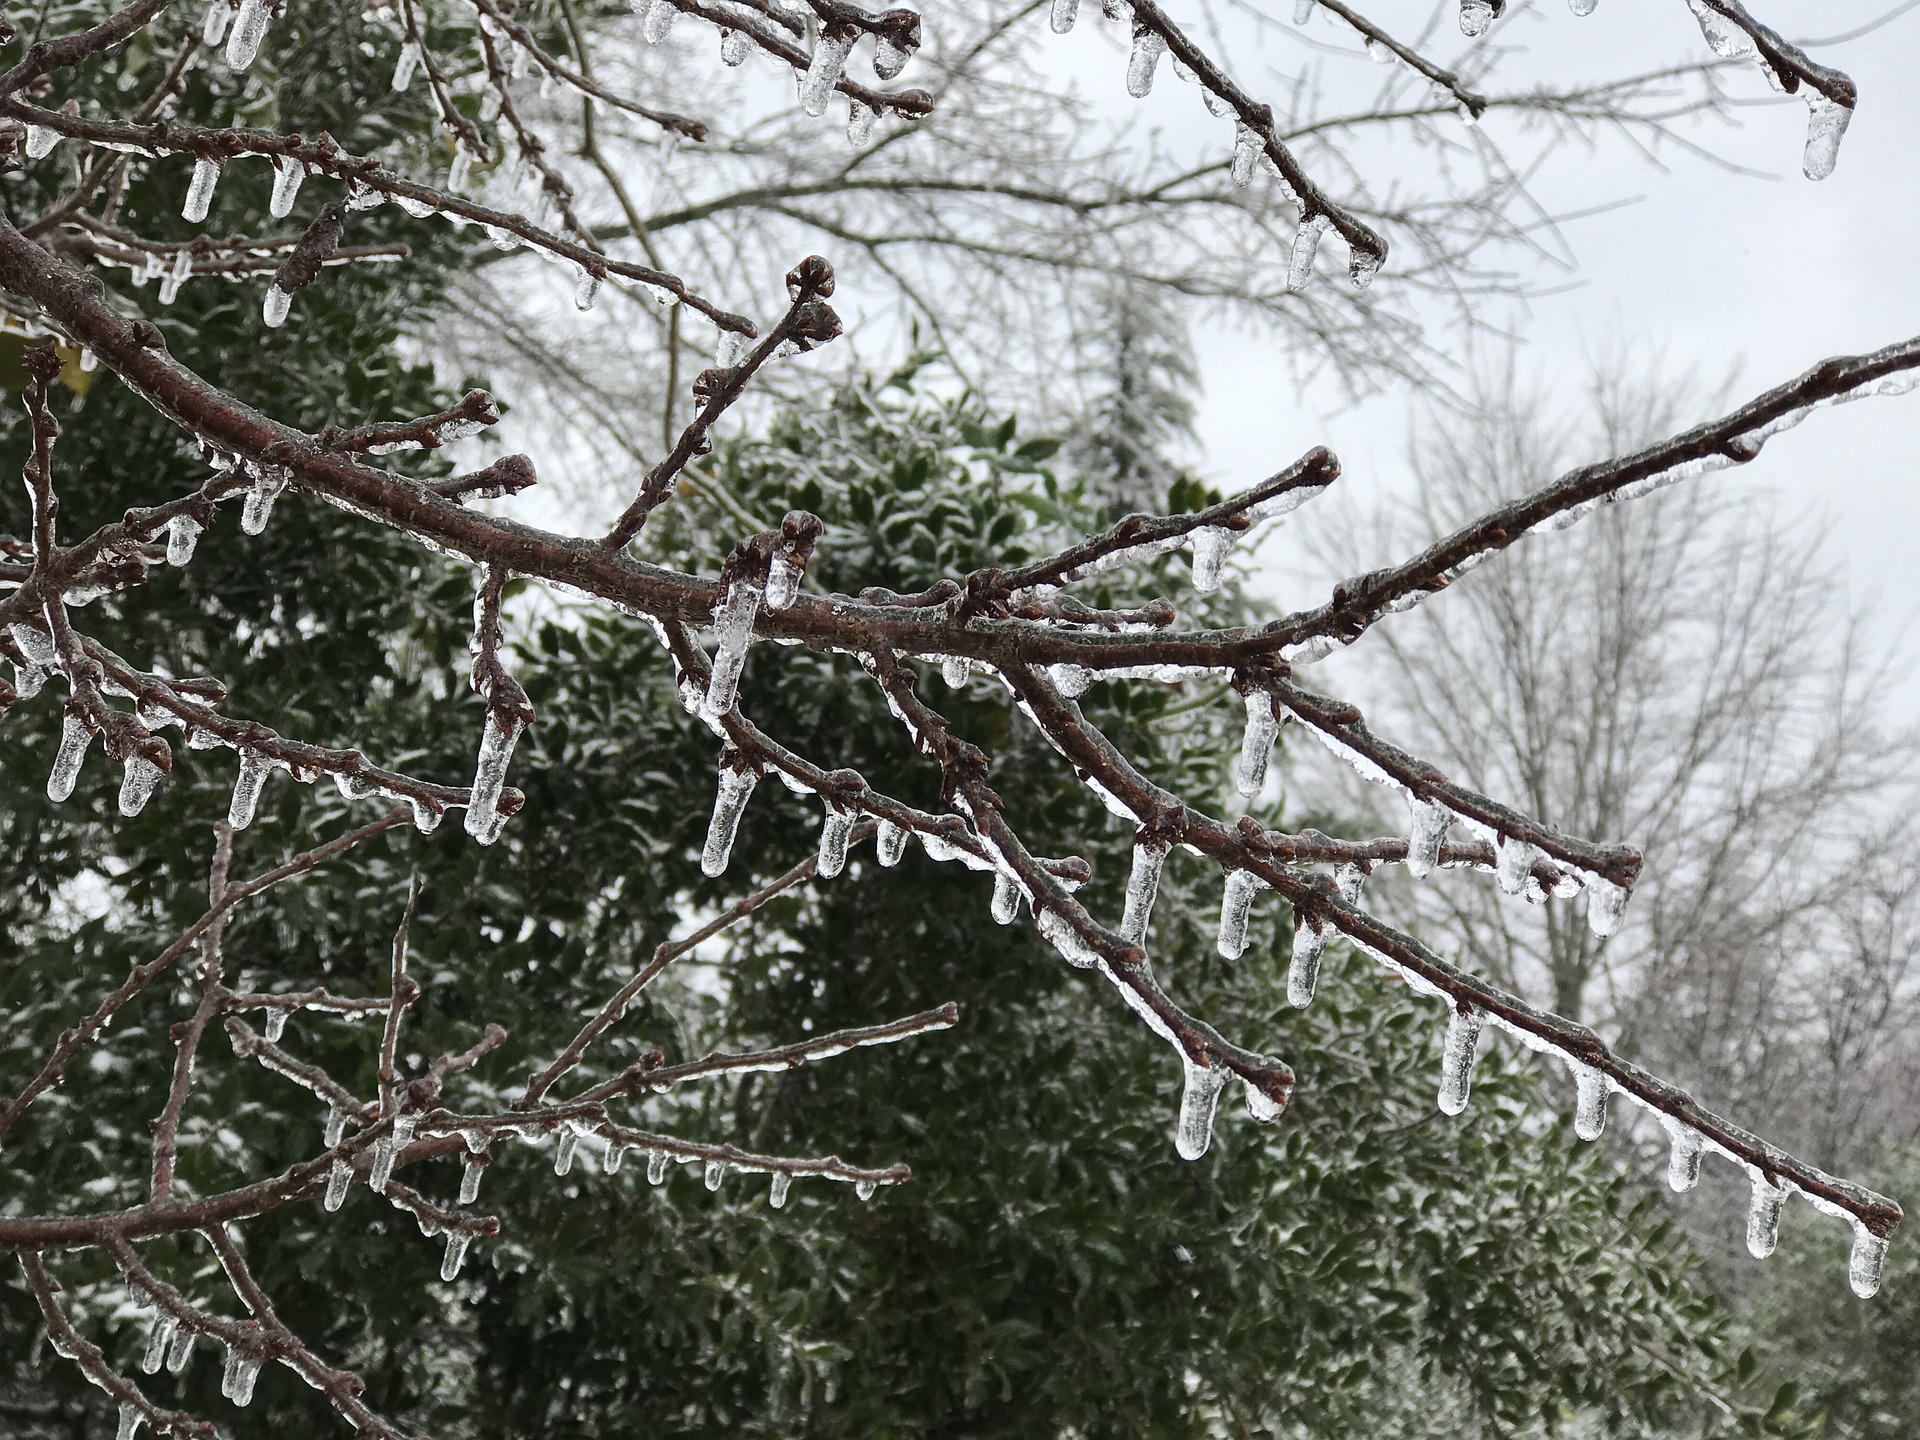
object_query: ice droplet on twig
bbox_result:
[1050,0,1079,32]
[875,819,908,867]
[1288,213,1331,291]
[1664,1119,1703,1192]
[719,26,750,63]
[459,1156,484,1204]
[1216,869,1262,959]
[47,713,94,803]
[1746,1176,1786,1258]
[1803,94,1852,181]
[552,1127,577,1176]
[116,1402,140,1440]
[800,30,854,117]
[1189,527,1232,592]
[144,1313,177,1375]
[1287,915,1325,1008]
[1230,123,1260,188]
[24,125,58,159]
[1405,795,1448,879]
[1584,875,1629,937]
[603,1142,624,1174]
[464,712,525,844]
[165,515,202,566]
[223,1348,262,1405]
[990,870,1020,924]
[166,1325,194,1374]
[269,157,305,218]
[647,1150,670,1184]
[704,1160,725,1191]
[703,580,759,720]
[323,1156,351,1210]
[181,158,221,223]
[203,0,232,45]
[1495,837,1536,895]
[940,655,969,688]
[1126,25,1167,97]
[441,1230,471,1281]
[119,753,164,817]
[1849,1222,1888,1299]
[225,0,270,69]
[1569,0,1597,13]
[1573,1064,1608,1140]
[1037,907,1100,967]
[324,1108,347,1147]
[856,1178,877,1201]
[702,764,759,876]
[1437,1005,1484,1115]
[641,0,677,42]
[1175,1054,1231,1159]
[261,283,293,329]
[847,99,878,146]
[241,466,288,534]
[1234,689,1278,797]
[874,34,912,80]
[1364,37,1393,64]
[816,805,854,878]
[1293,0,1315,20]
[765,553,802,609]
[769,1172,792,1208]
[1458,0,1495,36]
[1119,838,1168,944]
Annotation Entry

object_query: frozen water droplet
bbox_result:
[1216,870,1262,960]
[165,514,202,566]
[1288,213,1331,290]
[1803,94,1851,181]
[464,712,525,844]
[263,1008,287,1043]
[182,158,221,222]
[228,751,270,829]
[1584,875,1629,937]
[769,1172,792,1208]
[1494,837,1536,895]
[817,805,855,878]
[1849,1222,1888,1299]
[873,36,911,80]
[165,1325,195,1374]
[1569,0,1597,12]
[1050,0,1079,32]
[1365,37,1393,64]
[800,30,854,117]
[1126,25,1166,97]
[1287,916,1325,1008]
[1459,0,1495,36]
[203,0,233,45]
[1175,1055,1230,1159]
[702,765,759,876]
[847,99,878,146]
[1573,1064,1608,1141]
[642,0,677,42]
[441,1230,471,1280]
[941,655,969,688]
[118,752,164,816]
[1119,838,1168,944]
[116,1401,141,1440]
[261,283,293,329]
[991,870,1021,924]
[47,713,93,803]
[1747,1177,1786,1258]
[240,466,287,534]
[324,1109,347,1148]
[603,1142,624,1174]
[269,157,305,218]
[648,1150,670,1184]
[225,0,270,68]
[702,1159,726,1190]
[1348,246,1382,290]
[1230,123,1261,188]
[875,819,908,867]
[1437,1006,1484,1115]
[720,27,750,64]
[855,1178,877,1201]
[553,1128,578,1175]
[573,266,601,311]
[459,1157,483,1204]
[1234,689,1278,797]
[1243,1077,1283,1123]
[1189,527,1232,592]
[144,1314,177,1375]
[1664,1119,1703,1192]
[24,125,58,160]
[1405,796,1448,879]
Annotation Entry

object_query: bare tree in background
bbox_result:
[0,0,1910,1434]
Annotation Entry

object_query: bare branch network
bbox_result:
[0,0,1907,1434]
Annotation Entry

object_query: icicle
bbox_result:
[1849,1222,1888,1299]
[603,1142,624,1174]
[1230,123,1260,188]
[1287,916,1325,1008]
[1584,875,1629,937]
[642,0,678,42]
[1188,527,1233,592]
[720,27,750,64]
[225,1349,262,1406]
[765,554,802,609]
[991,871,1021,924]
[165,1325,194,1374]
[459,1157,483,1204]
[647,1150,670,1184]
[816,806,854,878]
[24,125,58,160]
[704,1160,724,1191]
[1458,0,1495,36]
[391,39,421,91]
[703,581,759,720]
[203,0,233,45]
[1175,1055,1230,1160]
[144,1313,178,1375]
[241,466,288,534]
[463,711,525,844]
[1233,690,1278,797]
[1573,1064,1608,1140]
[181,158,221,222]
[159,248,192,305]
[47,713,93,803]
[268,157,305,218]
[1803,95,1851,182]
[1050,0,1079,32]
[1292,0,1314,21]
[1287,213,1331,291]
[369,1112,414,1193]
[847,99,878,146]
[553,1127,578,1176]
[1437,1006,1484,1115]
[324,1109,347,1148]
[875,819,908,867]
[769,1172,792,1208]
[1494,837,1536,895]
[1746,1177,1786,1259]
[164,515,202,567]
[1665,1120,1703,1192]
[225,0,270,68]
[701,764,759,876]
[1405,796,1448,879]
[855,1178,877,1201]
[800,30,854,117]
[440,1230,471,1281]
[324,1157,351,1210]
[1125,26,1166,97]
[118,752,164,817]
[874,33,912,79]
[228,751,270,829]
[1119,838,1168,944]
[116,1402,141,1440]
[1364,37,1393,64]
[1216,870,1262,960]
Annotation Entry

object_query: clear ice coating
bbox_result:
[323,1156,350,1210]
[720,27,751,64]
[225,0,270,68]
[1288,213,1331,291]
[116,1402,140,1440]
[1230,123,1260,188]
[1049,0,1079,32]
[459,1156,483,1204]
[1365,37,1393,64]
[1573,1064,1609,1141]
[203,0,232,45]
[165,514,202,566]
[441,1230,471,1281]
[553,1127,578,1176]
[816,806,855,878]
[47,713,94,803]
[1584,875,1630,937]
[1746,1176,1786,1259]
[603,1142,624,1173]
[119,752,164,816]
[701,765,759,876]
[799,30,854,117]
[1119,838,1168,944]
[1494,836,1536,895]
[269,158,305,218]
[702,581,759,720]
[847,99,878,146]
[1405,796,1448,879]
[464,712,525,844]
[642,0,678,43]
[1664,1118,1703,1192]
[241,466,288,534]
[263,1007,287,1042]
[1437,1006,1485,1115]
[144,1313,177,1374]
[1849,1221,1888,1299]
[990,870,1020,924]
[1189,527,1233,592]
[764,553,802,609]
[24,124,58,159]
[1233,689,1278,796]
[1216,869,1262,960]
[1803,94,1852,181]
[873,35,912,80]
[1175,1054,1231,1159]
[941,655,969,688]
[648,1150,670,1184]
[1459,0,1495,36]
[769,1172,792,1208]
[875,819,908,867]
[325,1108,347,1147]
[1287,916,1325,1008]
[1037,907,1100,967]
[1126,26,1167,97]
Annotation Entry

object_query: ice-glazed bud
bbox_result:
[182,157,221,224]
[1175,1054,1230,1160]
[48,713,95,802]
[225,0,270,70]
[701,764,759,876]
[799,29,854,117]
[1436,1005,1484,1116]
